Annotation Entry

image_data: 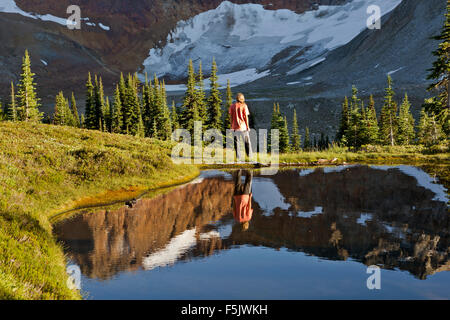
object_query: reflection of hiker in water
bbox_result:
[232,170,253,231]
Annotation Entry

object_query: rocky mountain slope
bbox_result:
[0,0,347,100]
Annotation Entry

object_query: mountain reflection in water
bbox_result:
[55,166,449,284]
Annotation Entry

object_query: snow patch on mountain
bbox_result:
[164,68,270,91]
[142,0,402,82]
[0,1,110,30]
[0,0,72,26]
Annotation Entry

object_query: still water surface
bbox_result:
[54,165,450,299]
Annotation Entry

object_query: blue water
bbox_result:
[55,166,450,300]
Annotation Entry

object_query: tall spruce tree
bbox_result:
[17,50,42,122]
[279,115,290,153]
[85,73,96,129]
[181,59,201,135]
[142,73,152,136]
[336,96,349,144]
[417,108,444,146]
[224,80,233,132]
[291,109,302,151]
[111,85,123,134]
[171,101,180,131]
[70,92,80,127]
[104,96,111,132]
[207,58,223,130]
[425,0,450,136]
[366,95,380,144]
[269,103,282,150]
[7,82,17,122]
[397,93,416,145]
[379,75,398,146]
[304,127,311,150]
[93,75,105,131]
[196,61,208,130]
[53,91,71,126]
[345,86,363,148]
[158,81,172,140]
[122,74,140,135]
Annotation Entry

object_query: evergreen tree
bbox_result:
[136,113,145,138]
[425,0,450,136]
[142,73,153,136]
[336,96,349,144]
[17,50,42,122]
[304,127,311,150]
[397,93,416,145]
[365,95,380,144]
[291,109,302,151]
[85,72,96,129]
[118,72,127,105]
[224,79,233,132]
[122,74,140,135]
[279,115,290,153]
[80,114,85,129]
[6,82,17,122]
[93,75,105,131]
[171,101,180,131]
[111,85,123,134]
[196,61,208,129]
[345,86,363,148]
[70,92,80,127]
[417,109,444,146]
[158,81,172,140]
[152,119,158,139]
[207,58,223,130]
[379,75,398,146]
[103,96,111,132]
[269,103,282,150]
[181,59,201,135]
[53,91,68,125]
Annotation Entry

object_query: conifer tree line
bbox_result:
[61,58,232,140]
[269,102,331,153]
[336,75,446,149]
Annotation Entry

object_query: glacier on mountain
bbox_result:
[143,0,402,85]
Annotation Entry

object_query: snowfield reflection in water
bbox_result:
[54,165,450,299]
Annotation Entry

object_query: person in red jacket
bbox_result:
[229,93,252,162]
[232,169,253,231]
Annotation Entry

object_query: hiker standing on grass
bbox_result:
[229,93,252,161]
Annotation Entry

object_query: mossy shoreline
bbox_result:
[0,122,447,300]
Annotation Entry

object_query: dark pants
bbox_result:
[233,131,252,160]
[234,170,253,195]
